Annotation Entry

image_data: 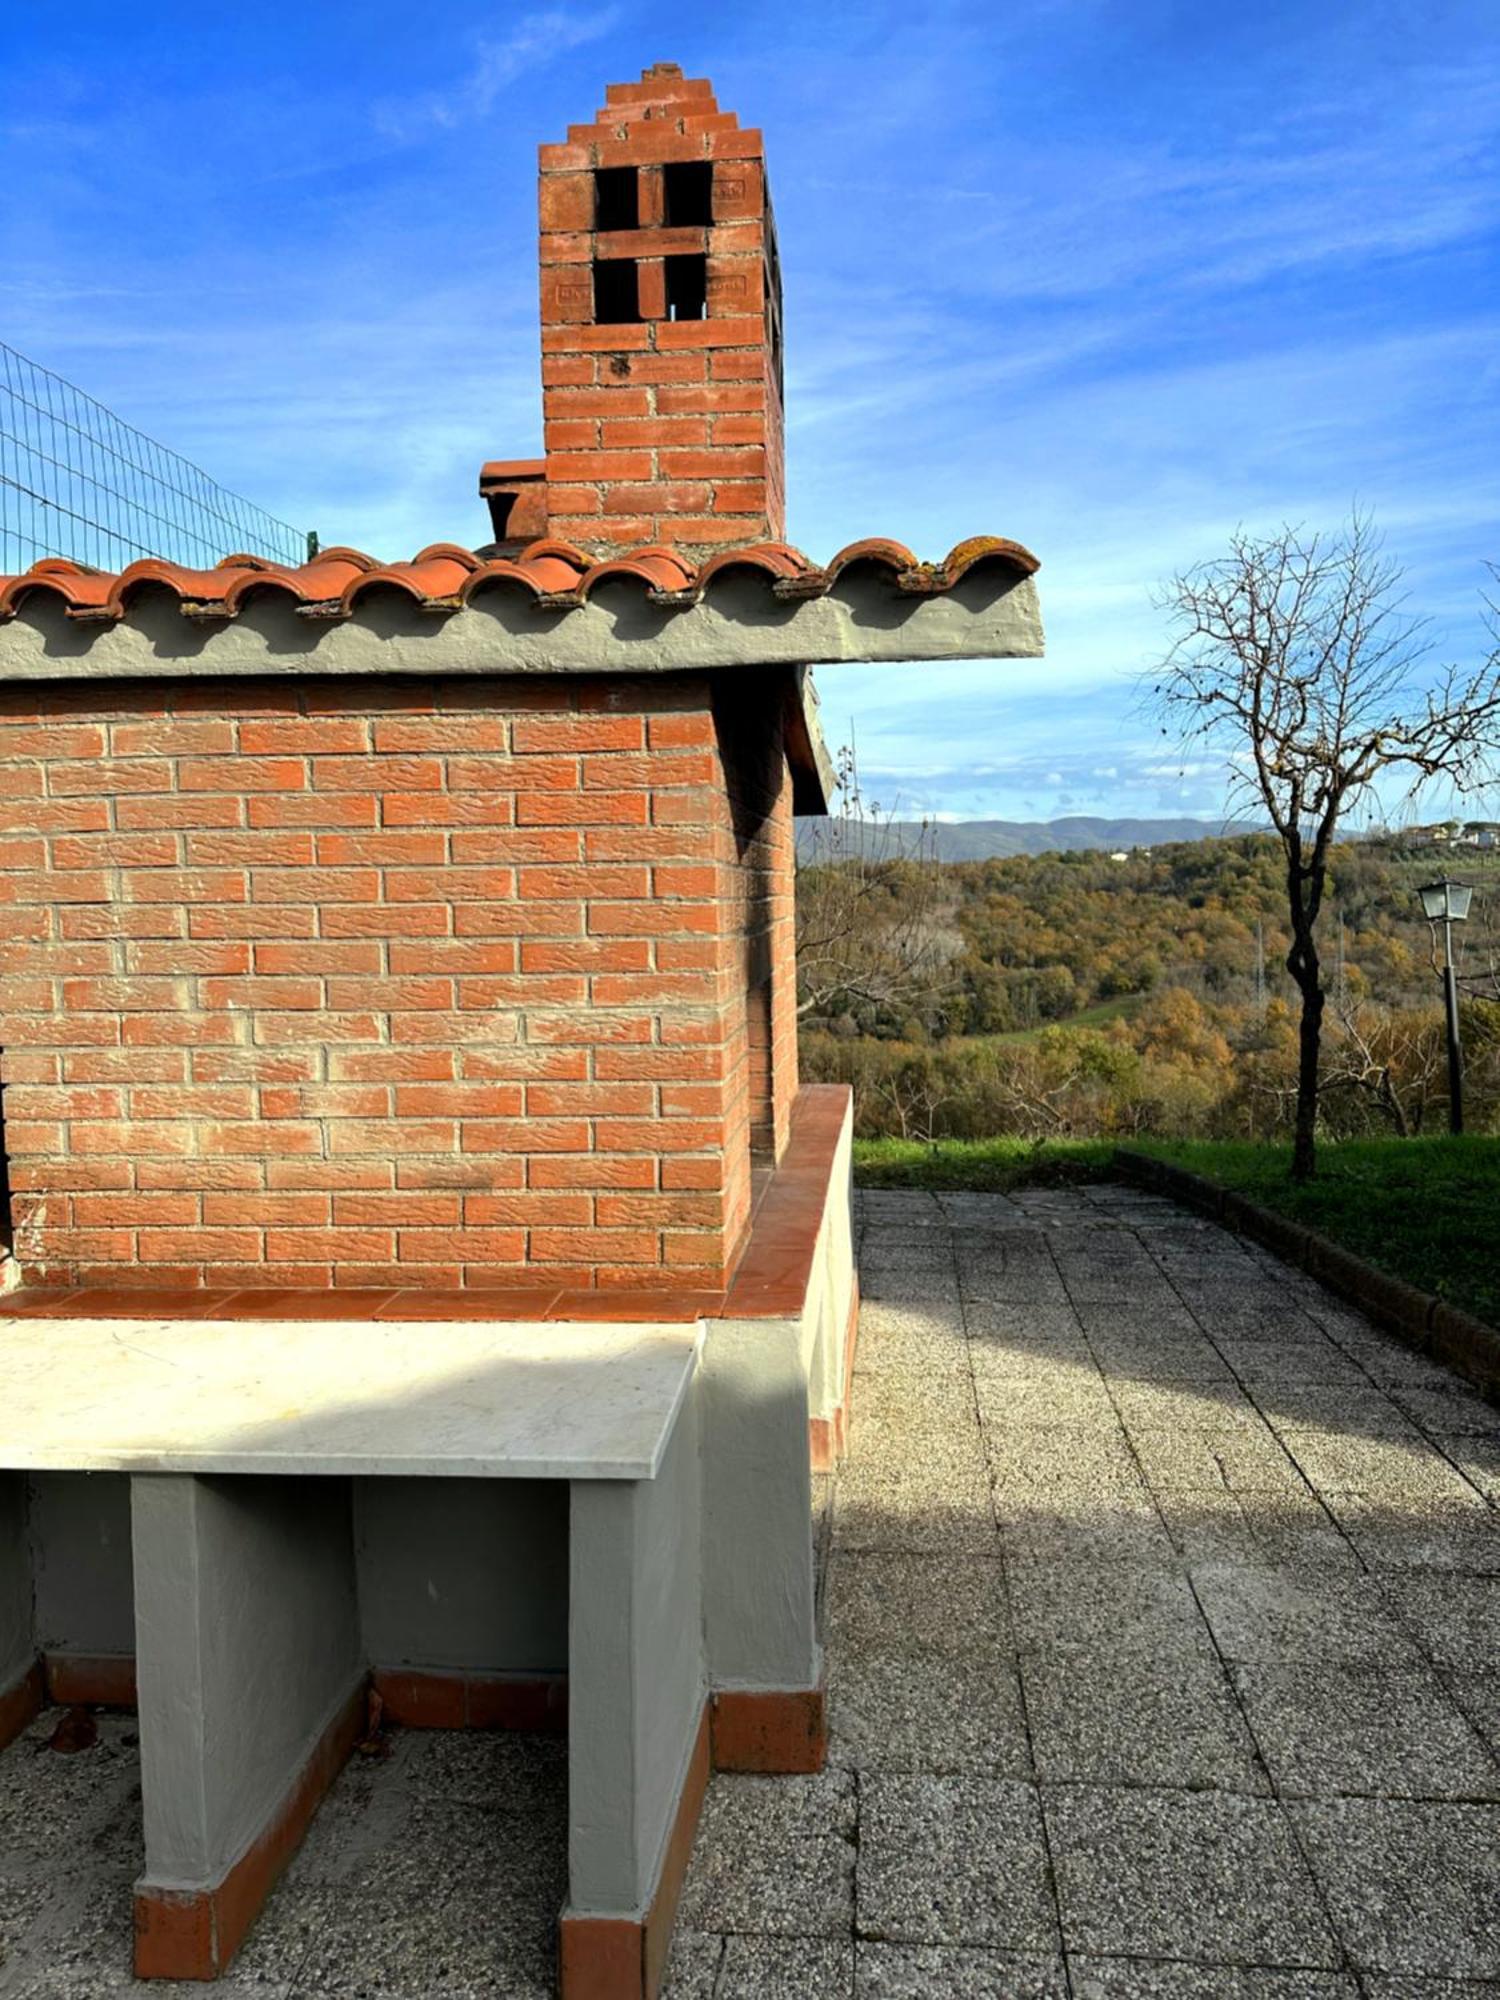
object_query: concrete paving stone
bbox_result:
[1074,1300,1206,1338]
[1070,1961,1359,1998]
[1279,1432,1479,1500]
[1379,1573,1500,1669]
[1358,1980,1500,1999]
[846,1410,986,1468]
[1432,1437,1500,1504]
[855,1942,1068,1997]
[828,1648,1031,1778]
[985,1425,1145,1493]
[1205,1303,1339,1343]
[824,1551,1012,1658]
[975,1372,1121,1429]
[698,1768,858,1845]
[659,1930,724,1999]
[1157,1488,1355,1569]
[1331,1340,1465,1390]
[1289,1797,1500,1976]
[278,1877,559,1997]
[1095,1341,1240,1387]
[0,1872,67,1976]
[1006,1559,1213,1660]
[1190,1559,1425,1666]
[860,1194,946,1225]
[851,1371,979,1430]
[1111,1382,1263,1432]
[960,1267,1072,1306]
[1232,1660,1500,1800]
[834,1459,1000,1555]
[1324,1495,1500,1574]
[862,1245,963,1276]
[858,1774,1058,1950]
[999,1487,1180,1568]
[1021,1646,1265,1791]
[715,1936,855,1996]
[1260,1386,1430,1437]
[939,1193,1032,1222]
[1390,1388,1500,1438]
[1045,1785,1341,1968]
[676,1830,855,1939]
[1128,1426,1307,1496]
[392,1726,566,1817]
[1446,1674,1500,1764]
[1217,1343,1375,1390]
[864,1272,963,1306]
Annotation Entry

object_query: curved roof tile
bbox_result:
[0,536,1038,628]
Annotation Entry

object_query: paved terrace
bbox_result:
[3,1184,1500,1997]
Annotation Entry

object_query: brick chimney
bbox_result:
[521,63,785,559]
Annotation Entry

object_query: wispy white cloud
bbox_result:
[375,9,623,140]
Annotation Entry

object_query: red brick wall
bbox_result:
[0,671,795,1293]
[535,65,784,558]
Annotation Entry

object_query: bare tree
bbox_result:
[1149,515,1500,1178]
[795,744,957,1028]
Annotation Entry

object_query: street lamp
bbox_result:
[1418,880,1473,1135]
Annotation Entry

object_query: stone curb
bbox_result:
[1113,1148,1500,1406]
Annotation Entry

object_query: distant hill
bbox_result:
[798,815,1255,862]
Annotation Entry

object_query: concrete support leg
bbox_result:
[560,1394,706,2000]
[0,1472,40,1750]
[131,1475,364,1980]
[700,1316,826,1772]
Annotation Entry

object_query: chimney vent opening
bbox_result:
[593,257,641,324]
[663,161,713,227]
[594,167,638,232]
[664,253,708,322]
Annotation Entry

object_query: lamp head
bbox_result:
[1418,880,1473,924]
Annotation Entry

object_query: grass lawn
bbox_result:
[852,1132,1500,1328]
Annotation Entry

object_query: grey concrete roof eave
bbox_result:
[0,569,1044,820]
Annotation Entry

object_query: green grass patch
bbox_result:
[853,1135,1116,1192]
[1134,1136,1500,1328]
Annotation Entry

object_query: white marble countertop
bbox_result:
[0,1318,700,1479]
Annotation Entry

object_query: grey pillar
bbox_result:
[567,1392,704,1917]
[699,1318,819,1693]
[0,1472,33,1697]
[132,1474,362,1889]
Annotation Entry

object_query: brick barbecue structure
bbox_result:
[0,63,1043,2000]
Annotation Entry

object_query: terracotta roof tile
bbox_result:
[0,537,1039,628]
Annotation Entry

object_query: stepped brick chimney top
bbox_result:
[481,63,784,561]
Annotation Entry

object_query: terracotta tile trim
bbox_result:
[559,1702,711,2000]
[44,1653,137,1710]
[133,1679,365,1981]
[372,1668,567,1734]
[0,1658,43,1754]
[709,1685,826,1774]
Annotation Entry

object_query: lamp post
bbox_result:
[1418,879,1473,1135]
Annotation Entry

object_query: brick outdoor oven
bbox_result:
[0,64,1042,2000]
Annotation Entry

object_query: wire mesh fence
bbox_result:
[0,340,313,575]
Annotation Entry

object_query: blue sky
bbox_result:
[5,0,1498,825]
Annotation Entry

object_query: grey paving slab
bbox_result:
[1289,1797,1500,1976]
[1045,1784,1341,1968]
[855,1942,1068,1997]
[676,1827,856,1938]
[824,1550,1012,1658]
[1006,1557,1215,1660]
[1128,1425,1308,1495]
[985,1424,1145,1493]
[714,1936,856,1996]
[660,1930,724,1998]
[1232,1660,1500,1800]
[828,1648,1031,1778]
[1070,1963,1358,1997]
[998,1485,1181,1567]
[1324,1495,1500,1574]
[1022,1646,1266,1791]
[1378,1572,1500,1670]
[1190,1559,1427,1666]
[857,1774,1059,1950]
[1154,1488,1357,1570]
